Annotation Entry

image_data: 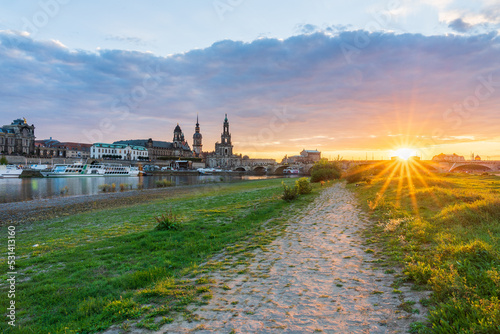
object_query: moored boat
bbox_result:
[41,163,139,177]
[0,165,23,178]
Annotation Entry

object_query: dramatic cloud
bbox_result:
[1,29,499,159]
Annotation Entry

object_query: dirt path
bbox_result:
[141,183,428,333]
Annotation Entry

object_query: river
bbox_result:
[0,174,294,204]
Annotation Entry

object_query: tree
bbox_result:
[0,156,8,165]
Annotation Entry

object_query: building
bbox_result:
[192,115,203,157]
[206,114,242,168]
[281,149,321,164]
[0,118,36,155]
[432,153,465,162]
[91,143,149,160]
[61,142,92,159]
[114,124,193,161]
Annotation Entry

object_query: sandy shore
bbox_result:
[104,182,428,333]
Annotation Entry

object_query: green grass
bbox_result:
[353,170,500,333]
[0,178,320,333]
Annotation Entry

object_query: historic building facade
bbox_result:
[192,115,202,157]
[114,124,193,160]
[0,118,36,155]
[206,114,242,168]
[91,143,149,160]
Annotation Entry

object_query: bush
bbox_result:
[295,177,312,194]
[344,165,365,184]
[0,156,8,165]
[155,210,179,230]
[310,160,342,183]
[282,182,298,201]
[155,179,173,187]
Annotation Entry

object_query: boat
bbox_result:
[197,168,223,175]
[41,163,139,177]
[283,168,300,174]
[0,165,23,178]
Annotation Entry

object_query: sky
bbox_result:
[1,0,499,160]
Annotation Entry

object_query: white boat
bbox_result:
[283,168,300,174]
[0,165,23,178]
[41,163,139,177]
[197,168,223,175]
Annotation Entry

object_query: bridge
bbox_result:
[236,160,500,175]
[232,163,315,175]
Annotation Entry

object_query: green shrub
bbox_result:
[155,179,174,188]
[155,210,179,230]
[295,177,312,194]
[344,165,366,184]
[310,160,342,183]
[0,156,7,165]
[282,182,298,201]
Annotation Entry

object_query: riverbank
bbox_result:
[0,178,319,333]
[0,180,251,225]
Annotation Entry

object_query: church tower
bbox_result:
[217,114,233,156]
[192,115,202,156]
[173,123,183,148]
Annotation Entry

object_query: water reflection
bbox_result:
[0,175,292,203]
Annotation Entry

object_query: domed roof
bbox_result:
[174,124,182,133]
[193,132,202,139]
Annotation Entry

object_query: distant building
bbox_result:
[192,115,203,157]
[114,124,193,160]
[432,153,465,162]
[206,114,242,168]
[475,155,482,161]
[35,139,67,158]
[0,118,36,155]
[61,142,92,159]
[91,143,149,161]
[282,149,321,164]
[34,138,92,159]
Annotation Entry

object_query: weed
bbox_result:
[155,210,180,231]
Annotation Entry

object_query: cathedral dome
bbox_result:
[193,132,202,139]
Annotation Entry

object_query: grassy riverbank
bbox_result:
[353,166,500,333]
[0,178,320,333]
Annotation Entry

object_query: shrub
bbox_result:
[282,182,298,201]
[156,179,173,188]
[98,184,115,192]
[119,183,132,191]
[0,156,7,165]
[295,177,312,194]
[310,160,342,183]
[155,210,179,230]
[344,165,365,184]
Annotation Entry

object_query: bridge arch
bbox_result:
[233,167,247,172]
[273,165,289,175]
[253,166,267,174]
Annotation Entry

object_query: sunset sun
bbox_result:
[392,148,417,160]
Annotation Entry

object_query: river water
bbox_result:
[0,175,294,204]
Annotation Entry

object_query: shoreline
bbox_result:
[0,181,238,225]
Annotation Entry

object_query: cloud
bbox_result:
[0,29,499,159]
[448,18,473,32]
